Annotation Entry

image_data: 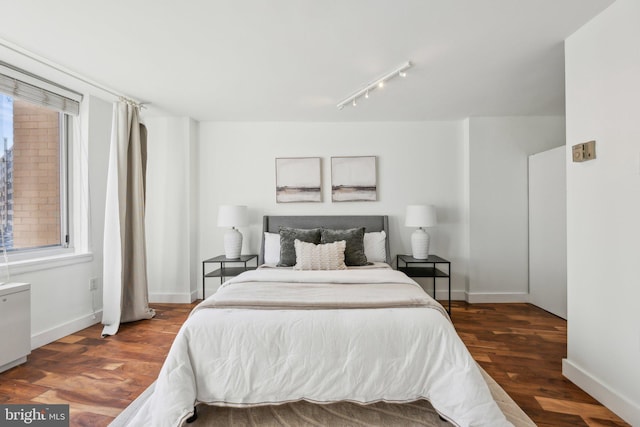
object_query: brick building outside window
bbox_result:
[0,94,64,252]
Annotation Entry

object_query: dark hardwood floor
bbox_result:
[452,302,629,427]
[0,301,629,426]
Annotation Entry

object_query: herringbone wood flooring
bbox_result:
[0,301,630,426]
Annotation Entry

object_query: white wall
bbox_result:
[198,121,468,299]
[564,0,640,423]
[528,146,567,319]
[188,119,200,297]
[466,116,565,302]
[144,116,199,303]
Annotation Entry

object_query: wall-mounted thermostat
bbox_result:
[572,140,596,162]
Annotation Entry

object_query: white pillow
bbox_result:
[293,239,347,271]
[364,230,387,262]
[263,232,281,264]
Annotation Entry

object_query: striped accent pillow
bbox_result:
[293,239,347,271]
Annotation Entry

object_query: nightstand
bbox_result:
[202,254,258,299]
[397,254,451,314]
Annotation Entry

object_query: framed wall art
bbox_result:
[331,156,377,202]
[275,157,322,203]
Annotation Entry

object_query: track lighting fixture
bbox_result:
[336,61,412,110]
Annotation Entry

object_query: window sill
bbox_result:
[1,251,94,276]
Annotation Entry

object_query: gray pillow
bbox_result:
[321,227,368,266]
[278,227,322,267]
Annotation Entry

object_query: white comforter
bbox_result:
[129,268,511,427]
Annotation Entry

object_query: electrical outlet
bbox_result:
[89,278,98,291]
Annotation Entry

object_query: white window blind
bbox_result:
[0,64,81,116]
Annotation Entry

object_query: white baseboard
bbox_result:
[31,310,102,349]
[0,356,27,374]
[465,291,530,303]
[149,291,197,304]
[435,290,466,301]
[563,359,640,426]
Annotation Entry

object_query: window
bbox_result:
[0,65,80,255]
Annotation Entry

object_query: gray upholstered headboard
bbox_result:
[260,215,390,265]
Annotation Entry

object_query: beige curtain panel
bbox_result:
[102,100,155,337]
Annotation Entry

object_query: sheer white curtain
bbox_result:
[102,100,155,337]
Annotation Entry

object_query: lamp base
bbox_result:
[411,228,430,260]
[224,228,243,259]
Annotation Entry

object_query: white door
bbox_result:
[528,146,567,319]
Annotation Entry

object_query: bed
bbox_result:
[129,215,512,427]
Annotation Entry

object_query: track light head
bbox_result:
[336,61,412,110]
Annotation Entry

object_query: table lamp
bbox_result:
[217,205,248,259]
[405,205,437,259]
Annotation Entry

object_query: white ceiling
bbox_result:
[1,0,613,121]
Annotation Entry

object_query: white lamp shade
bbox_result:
[217,205,248,228]
[405,205,437,228]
